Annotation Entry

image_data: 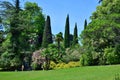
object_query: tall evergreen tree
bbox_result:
[84,19,87,29]
[42,15,53,48]
[72,23,78,46]
[0,0,23,70]
[10,0,21,54]
[64,15,70,48]
[0,17,2,23]
[15,0,20,13]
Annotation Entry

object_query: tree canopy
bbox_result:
[80,0,120,65]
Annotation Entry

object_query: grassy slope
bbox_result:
[0,65,120,80]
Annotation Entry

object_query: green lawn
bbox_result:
[0,65,120,80]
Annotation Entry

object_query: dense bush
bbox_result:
[80,52,93,66]
[10,57,22,68]
[31,62,42,70]
[0,57,11,70]
[104,46,120,64]
[62,47,81,63]
[0,51,22,70]
[42,44,66,63]
[104,47,114,64]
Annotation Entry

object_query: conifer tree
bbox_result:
[64,15,70,48]
[0,0,23,70]
[84,19,87,29]
[42,15,53,48]
[10,0,21,54]
[72,23,78,46]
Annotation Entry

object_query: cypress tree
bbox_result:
[0,17,2,23]
[84,19,87,29]
[72,23,78,46]
[64,14,70,48]
[15,0,20,13]
[42,15,53,48]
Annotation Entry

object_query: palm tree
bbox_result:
[55,32,63,57]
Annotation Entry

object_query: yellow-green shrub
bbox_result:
[50,61,80,70]
[55,63,66,69]
[68,61,80,68]
[50,61,56,69]
[52,61,80,69]
[63,64,70,68]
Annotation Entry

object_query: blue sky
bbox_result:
[7,0,99,35]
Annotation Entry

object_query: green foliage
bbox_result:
[114,44,120,62]
[62,48,80,63]
[64,15,70,48]
[0,30,4,54]
[0,0,23,70]
[81,0,120,65]
[80,47,100,66]
[0,50,22,70]
[80,54,85,66]
[72,23,78,46]
[104,47,114,64]
[0,55,11,70]
[104,45,120,64]
[10,56,22,68]
[84,19,87,29]
[31,62,41,70]
[42,44,65,63]
[0,17,2,23]
[80,53,90,66]
[0,0,45,70]
[42,16,53,48]
[23,2,45,49]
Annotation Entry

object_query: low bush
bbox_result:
[31,62,42,70]
[50,61,80,69]
[104,47,120,65]
[50,61,56,69]
[80,53,93,66]
[55,62,66,69]
[62,48,81,63]
[68,61,80,68]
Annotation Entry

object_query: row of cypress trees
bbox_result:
[42,15,79,48]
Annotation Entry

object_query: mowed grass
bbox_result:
[0,65,120,80]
